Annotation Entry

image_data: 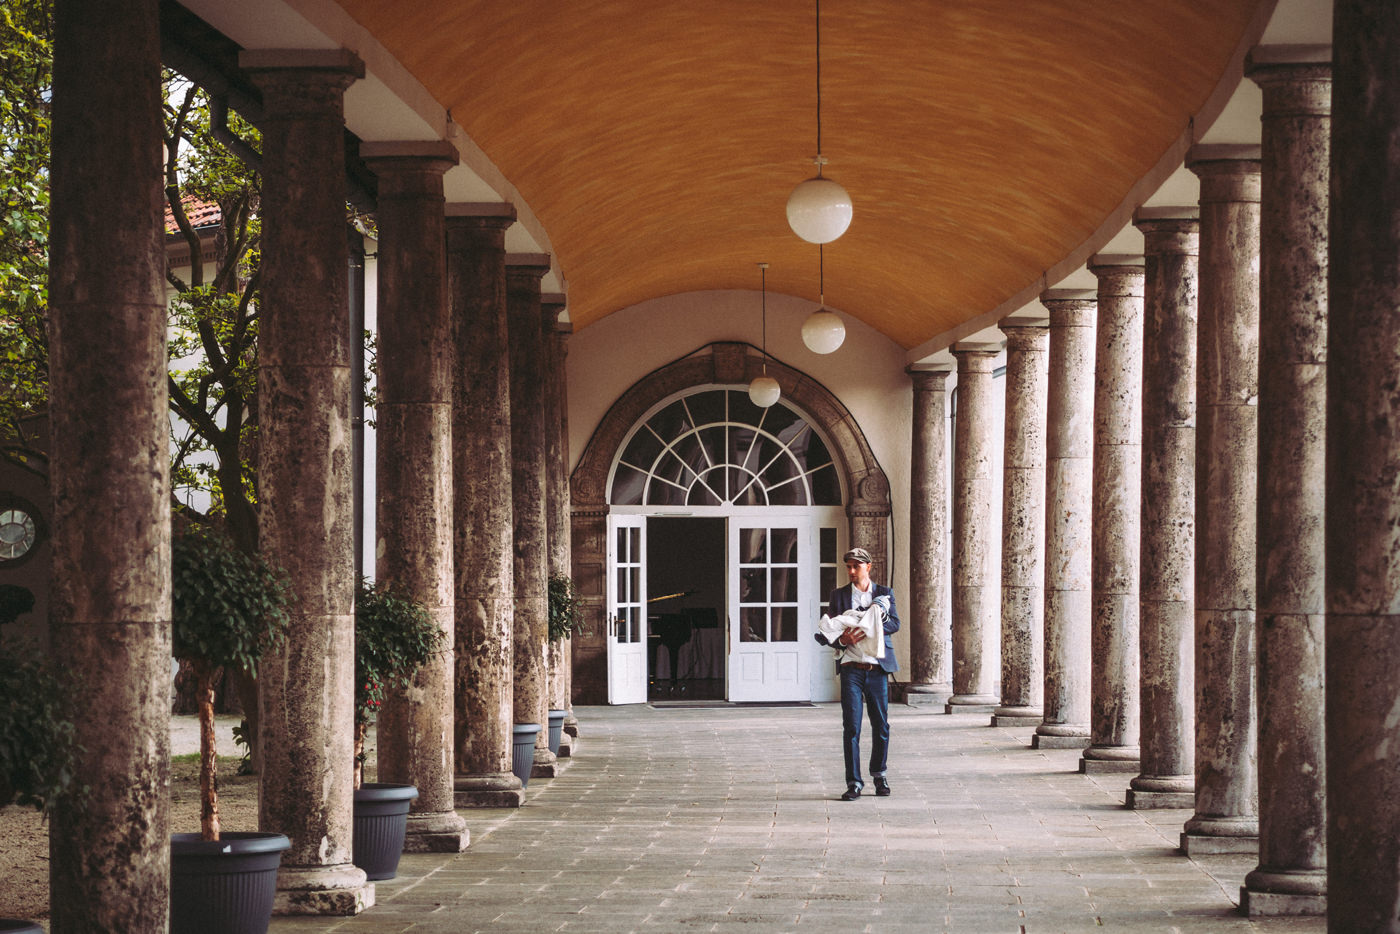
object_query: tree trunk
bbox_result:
[353,718,367,790]
[197,663,221,841]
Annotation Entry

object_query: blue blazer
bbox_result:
[827,583,900,673]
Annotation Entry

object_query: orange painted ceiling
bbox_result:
[338,0,1260,349]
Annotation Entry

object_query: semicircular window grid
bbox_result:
[612,390,840,507]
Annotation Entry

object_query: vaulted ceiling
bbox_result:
[191,0,1280,350]
[331,0,1263,349]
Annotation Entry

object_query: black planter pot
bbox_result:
[548,709,566,755]
[353,782,419,881]
[512,723,540,788]
[170,831,291,934]
[0,920,43,933]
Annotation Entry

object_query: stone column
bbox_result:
[1181,145,1261,856]
[1327,5,1400,928]
[47,1,170,929]
[447,207,524,809]
[362,142,469,853]
[947,346,1002,712]
[1127,209,1199,810]
[542,295,574,756]
[1035,291,1096,749]
[992,322,1048,726]
[242,49,372,914]
[507,254,558,777]
[1081,256,1145,773]
[907,367,954,706]
[1239,45,1330,917]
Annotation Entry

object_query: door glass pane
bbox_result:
[741,567,767,603]
[820,527,837,564]
[740,606,767,642]
[772,606,797,642]
[740,528,767,564]
[629,606,641,644]
[771,566,797,603]
[628,566,639,603]
[771,527,798,563]
[617,527,628,563]
[820,566,836,603]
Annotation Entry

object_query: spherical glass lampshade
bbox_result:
[802,308,847,354]
[748,375,781,408]
[786,176,853,244]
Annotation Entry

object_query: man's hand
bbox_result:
[838,627,863,647]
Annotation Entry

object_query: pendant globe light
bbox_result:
[748,263,781,408]
[801,243,846,354]
[786,0,852,244]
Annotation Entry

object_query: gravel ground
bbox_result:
[0,715,376,925]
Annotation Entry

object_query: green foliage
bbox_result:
[0,0,51,478]
[354,578,444,727]
[0,647,82,814]
[171,525,292,673]
[547,575,585,642]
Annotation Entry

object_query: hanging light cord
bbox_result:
[760,262,769,372]
[819,243,825,307]
[814,0,824,172]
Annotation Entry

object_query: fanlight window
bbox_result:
[611,389,840,507]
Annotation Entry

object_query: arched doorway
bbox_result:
[569,342,891,705]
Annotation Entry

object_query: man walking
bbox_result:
[822,547,900,800]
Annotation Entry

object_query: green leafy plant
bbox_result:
[0,647,81,815]
[547,574,585,642]
[354,578,444,788]
[172,525,292,840]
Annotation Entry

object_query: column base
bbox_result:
[530,746,560,778]
[1079,745,1140,773]
[990,706,1043,727]
[402,810,470,853]
[273,864,373,916]
[904,682,953,708]
[563,714,579,738]
[557,733,575,757]
[1180,815,1259,855]
[1240,868,1327,916]
[945,694,1000,715]
[455,772,525,808]
[1031,724,1090,749]
[1125,786,1195,809]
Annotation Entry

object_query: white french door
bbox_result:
[727,517,813,702]
[607,514,648,704]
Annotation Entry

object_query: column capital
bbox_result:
[239,48,365,77]
[907,365,953,390]
[1246,43,1331,72]
[1247,47,1331,117]
[1041,290,1096,329]
[506,253,552,281]
[361,139,459,172]
[446,206,515,246]
[951,341,1002,357]
[1187,145,1262,204]
[1133,208,1199,253]
[998,313,1049,331]
[1088,255,1145,297]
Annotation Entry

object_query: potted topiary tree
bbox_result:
[0,642,81,933]
[169,525,293,934]
[546,575,584,754]
[351,577,443,881]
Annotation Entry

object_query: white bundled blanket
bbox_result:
[816,601,886,660]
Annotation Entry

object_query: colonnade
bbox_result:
[45,20,577,922]
[902,35,1400,924]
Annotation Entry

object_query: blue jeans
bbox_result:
[840,664,889,790]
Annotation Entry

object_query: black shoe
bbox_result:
[874,778,891,797]
[840,787,862,801]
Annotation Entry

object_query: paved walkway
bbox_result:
[272,703,1326,934]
